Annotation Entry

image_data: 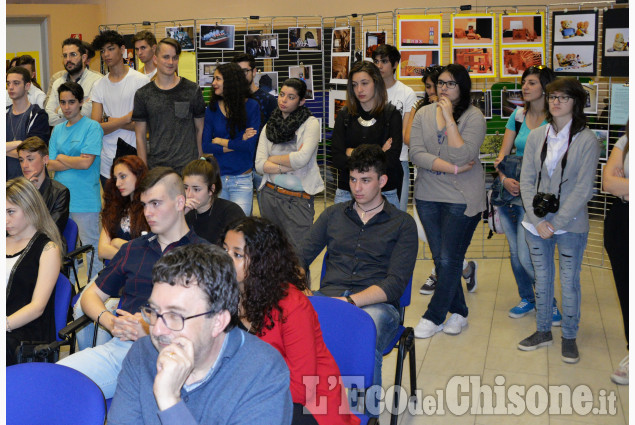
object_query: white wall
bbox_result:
[7,18,49,90]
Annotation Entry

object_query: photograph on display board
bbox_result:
[165,26,195,51]
[604,28,629,57]
[552,11,598,43]
[501,47,544,77]
[289,65,314,100]
[453,47,495,78]
[500,89,523,118]
[123,34,136,69]
[582,83,598,115]
[254,72,279,97]
[470,90,492,119]
[198,62,225,87]
[365,31,386,59]
[332,28,351,53]
[500,14,544,45]
[330,55,350,84]
[452,15,494,46]
[601,8,629,77]
[591,129,609,160]
[398,16,441,48]
[398,50,440,79]
[552,44,595,75]
[328,90,347,128]
[288,27,322,52]
[245,34,279,59]
[199,25,235,50]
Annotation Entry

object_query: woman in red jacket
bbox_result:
[222,216,360,425]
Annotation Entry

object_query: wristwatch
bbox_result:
[345,295,356,306]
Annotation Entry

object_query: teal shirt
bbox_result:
[49,116,103,213]
[505,108,547,157]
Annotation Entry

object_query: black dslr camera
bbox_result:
[532,193,559,218]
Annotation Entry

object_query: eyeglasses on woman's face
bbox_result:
[436,79,458,89]
[547,95,572,104]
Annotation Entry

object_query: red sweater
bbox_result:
[259,286,360,425]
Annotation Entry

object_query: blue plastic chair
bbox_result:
[320,253,418,425]
[62,218,95,287]
[309,296,376,425]
[7,362,106,425]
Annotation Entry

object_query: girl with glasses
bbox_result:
[409,64,486,339]
[494,66,559,321]
[222,217,359,425]
[517,77,601,363]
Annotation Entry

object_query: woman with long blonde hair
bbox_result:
[6,177,63,365]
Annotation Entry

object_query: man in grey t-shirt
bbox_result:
[133,38,205,173]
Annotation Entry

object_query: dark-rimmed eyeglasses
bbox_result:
[140,305,214,331]
[437,80,458,89]
[547,95,571,104]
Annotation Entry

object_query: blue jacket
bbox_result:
[107,327,293,425]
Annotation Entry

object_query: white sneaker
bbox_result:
[443,313,468,335]
[414,318,443,339]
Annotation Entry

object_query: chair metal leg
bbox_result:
[406,329,417,398]
[390,336,408,425]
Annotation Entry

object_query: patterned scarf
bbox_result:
[266,105,313,144]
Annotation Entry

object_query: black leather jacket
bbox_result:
[39,172,70,235]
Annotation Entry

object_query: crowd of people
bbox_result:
[5,27,627,424]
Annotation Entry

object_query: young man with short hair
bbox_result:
[4,55,47,108]
[372,44,416,212]
[47,81,103,277]
[91,30,150,187]
[57,167,209,399]
[17,136,70,235]
[302,144,418,394]
[46,38,103,126]
[133,30,158,80]
[6,67,50,180]
[133,38,206,173]
[108,244,293,423]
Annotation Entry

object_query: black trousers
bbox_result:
[604,199,629,345]
[292,403,319,425]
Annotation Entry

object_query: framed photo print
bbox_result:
[552,11,598,44]
[198,62,225,87]
[244,34,279,59]
[582,83,598,115]
[330,55,350,84]
[501,47,544,77]
[452,14,494,46]
[453,47,496,78]
[199,25,235,50]
[365,31,386,59]
[165,26,195,51]
[398,50,440,79]
[470,90,492,119]
[500,13,544,45]
[601,8,629,77]
[288,27,322,52]
[500,89,523,118]
[254,72,279,97]
[397,15,442,49]
[332,27,351,53]
[552,44,596,75]
[329,90,347,128]
[289,65,314,100]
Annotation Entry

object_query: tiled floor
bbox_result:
[307,221,629,424]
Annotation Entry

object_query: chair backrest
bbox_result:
[62,218,78,253]
[309,296,376,389]
[7,362,106,425]
[54,273,72,342]
[320,251,413,311]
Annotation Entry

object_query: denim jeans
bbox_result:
[219,172,253,216]
[525,230,588,339]
[399,161,410,212]
[70,212,103,281]
[57,337,133,398]
[498,204,535,302]
[416,200,480,325]
[334,188,400,209]
[311,290,399,389]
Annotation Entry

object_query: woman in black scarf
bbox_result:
[255,78,324,253]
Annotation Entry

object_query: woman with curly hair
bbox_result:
[7,177,63,365]
[202,62,261,215]
[98,155,150,261]
[331,60,403,207]
[222,217,359,425]
[182,155,245,244]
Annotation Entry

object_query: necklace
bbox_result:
[357,116,377,127]
[355,200,384,221]
[10,105,30,141]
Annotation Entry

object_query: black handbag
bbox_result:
[491,155,523,206]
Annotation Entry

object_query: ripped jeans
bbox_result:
[525,230,588,339]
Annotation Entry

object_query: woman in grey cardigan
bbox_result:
[517,77,601,364]
[410,64,486,339]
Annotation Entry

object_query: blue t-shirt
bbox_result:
[201,98,261,176]
[505,108,547,157]
[49,116,103,213]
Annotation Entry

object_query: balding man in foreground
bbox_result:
[58,167,209,399]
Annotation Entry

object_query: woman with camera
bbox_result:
[409,64,486,339]
[494,66,559,320]
[518,77,601,363]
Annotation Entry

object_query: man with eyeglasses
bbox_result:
[108,244,293,424]
[45,37,103,126]
[133,38,206,173]
[58,167,209,399]
[372,44,417,212]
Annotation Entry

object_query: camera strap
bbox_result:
[535,126,574,201]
